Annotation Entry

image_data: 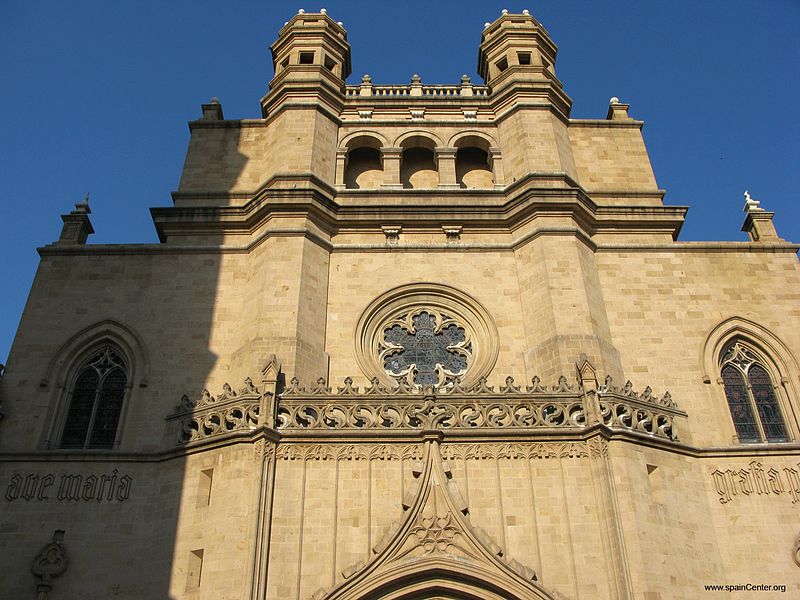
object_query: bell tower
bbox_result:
[258,9,351,186]
[477,9,571,117]
[263,9,351,116]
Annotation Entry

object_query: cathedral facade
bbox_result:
[1,9,799,599]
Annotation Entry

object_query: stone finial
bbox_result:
[606,97,631,120]
[461,74,471,84]
[410,74,422,97]
[57,194,94,245]
[320,8,327,14]
[361,74,371,84]
[484,22,491,29]
[523,9,530,15]
[298,9,305,14]
[501,9,509,15]
[743,190,762,212]
[741,190,781,242]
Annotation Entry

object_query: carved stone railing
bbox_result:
[167,378,262,444]
[277,375,585,431]
[276,375,685,440]
[169,372,686,445]
[345,84,490,98]
[597,378,682,440]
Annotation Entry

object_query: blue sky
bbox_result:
[1,0,798,364]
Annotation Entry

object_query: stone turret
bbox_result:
[477,9,571,117]
[262,9,352,116]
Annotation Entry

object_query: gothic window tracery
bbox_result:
[61,347,128,449]
[720,341,788,443]
[379,310,472,387]
[355,284,498,390]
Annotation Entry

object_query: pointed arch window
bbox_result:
[60,347,128,449]
[720,342,788,443]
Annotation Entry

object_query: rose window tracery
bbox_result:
[355,283,499,390]
[379,310,472,387]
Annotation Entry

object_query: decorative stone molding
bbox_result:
[598,375,679,438]
[169,378,263,444]
[442,225,462,242]
[354,283,500,389]
[171,369,684,443]
[31,530,68,600]
[441,442,588,460]
[793,533,800,568]
[275,443,422,461]
[587,436,609,459]
[277,388,585,432]
[380,225,401,244]
[278,374,683,440]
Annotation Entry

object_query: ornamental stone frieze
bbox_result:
[168,370,685,445]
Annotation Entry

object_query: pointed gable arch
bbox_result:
[321,439,556,600]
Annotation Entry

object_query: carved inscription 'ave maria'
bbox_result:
[4,470,133,502]
[712,462,800,505]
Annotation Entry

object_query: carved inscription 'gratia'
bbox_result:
[4,469,133,502]
[711,461,800,505]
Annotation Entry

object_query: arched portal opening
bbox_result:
[454,135,493,188]
[344,135,384,189]
[400,136,439,189]
[328,559,554,600]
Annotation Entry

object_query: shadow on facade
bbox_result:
[0,120,249,598]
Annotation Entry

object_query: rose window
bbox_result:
[355,283,499,390]
[379,310,472,387]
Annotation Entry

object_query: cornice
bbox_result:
[2,428,797,463]
[569,118,645,129]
